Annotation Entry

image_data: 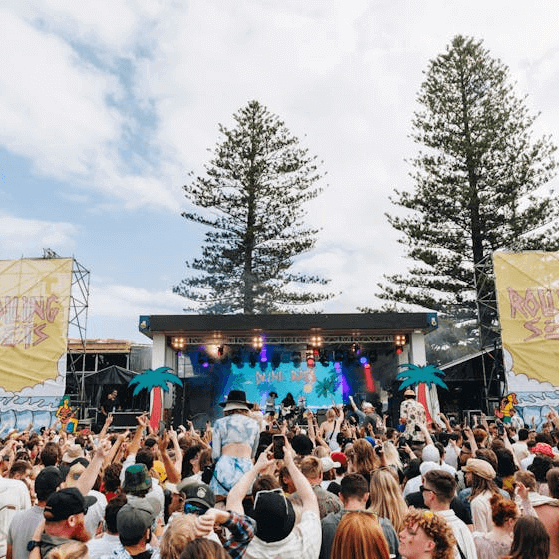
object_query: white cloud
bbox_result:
[2,0,559,338]
[0,213,77,256]
[90,282,185,319]
[0,9,122,178]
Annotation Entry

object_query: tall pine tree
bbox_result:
[379,35,559,345]
[174,100,332,314]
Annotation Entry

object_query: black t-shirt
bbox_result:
[101,397,117,415]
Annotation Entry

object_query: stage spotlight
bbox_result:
[249,351,258,368]
[271,352,282,369]
[309,335,322,348]
[351,343,361,356]
[359,356,369,365]
[292,351,301,367]
[231,349,242,366]
[171,336,186,351]
[252,336,263,349]
[394,334,407,355]
[197,352,210,367]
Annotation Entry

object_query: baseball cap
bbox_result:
[422,444,440,463]
[330,452,348,468]
[117,501,156,541]
[44,487,97,521]
[321,456,341,473]
[250,488,295,543]
[34,467,64,502]
[177,480,215,511]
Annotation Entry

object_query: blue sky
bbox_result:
[2,1,559,344]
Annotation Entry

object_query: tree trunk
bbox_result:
[150,386,162,431]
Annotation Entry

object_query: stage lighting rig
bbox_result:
[394,334,407,355]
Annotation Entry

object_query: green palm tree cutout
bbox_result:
[129,367,183,430]
[396,363,448,390]
[315,371,340,400]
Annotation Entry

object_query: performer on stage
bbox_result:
[280,392,297,422]
[265,391,278,417]
[100,389,119,419]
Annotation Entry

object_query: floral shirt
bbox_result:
[400,399,427,440]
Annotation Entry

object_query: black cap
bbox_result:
[44,487,97,521]
[34,467,64,502]
[177,480,215,510]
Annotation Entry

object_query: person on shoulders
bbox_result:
[227,437,321,559]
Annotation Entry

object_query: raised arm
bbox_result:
[226,446,275,514]
[283,440,319,516]
[75,439,111,495]
[128,413,149,456]
[98,413,113,440]
[158,431,181,484]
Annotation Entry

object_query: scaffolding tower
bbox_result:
[43,249,90,417]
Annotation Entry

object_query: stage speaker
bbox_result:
[315,409,328,425]
[111,412,140,428]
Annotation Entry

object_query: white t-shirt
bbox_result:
[245,510,321,559]
[438,509,478,559]
[87,533,121,559]
[0,478,31,557]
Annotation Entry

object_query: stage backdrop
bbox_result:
[0,258,73,434]
[494,251,559,427]
[176,344,400,427]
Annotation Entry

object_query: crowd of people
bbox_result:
[1,386,559,559]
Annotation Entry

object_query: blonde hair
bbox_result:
[331,511,390,559]
[45,541,89,559]
[381,441,403,471]
[159,515,199,559]
[313,446,330,459]
[300,456,323,480]
[350,439,378,475]
[368,468,408,533]
[403,508,456,559]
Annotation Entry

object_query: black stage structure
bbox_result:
[139,313,439,429]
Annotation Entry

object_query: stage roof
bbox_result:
[139,312,438,345]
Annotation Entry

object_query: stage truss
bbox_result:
[43,249,90,415]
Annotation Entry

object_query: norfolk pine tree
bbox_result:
[174,100,332,314]
[379,35,559,343]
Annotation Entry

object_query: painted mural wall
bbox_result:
[0,258,73,436]
[495,252,559,428]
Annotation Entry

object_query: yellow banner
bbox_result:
[0,258,73,392]
[494,251,559,386]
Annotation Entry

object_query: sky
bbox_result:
[2,0,559,345]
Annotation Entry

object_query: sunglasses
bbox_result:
[419,485,439,496]
[184,502,208,515]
